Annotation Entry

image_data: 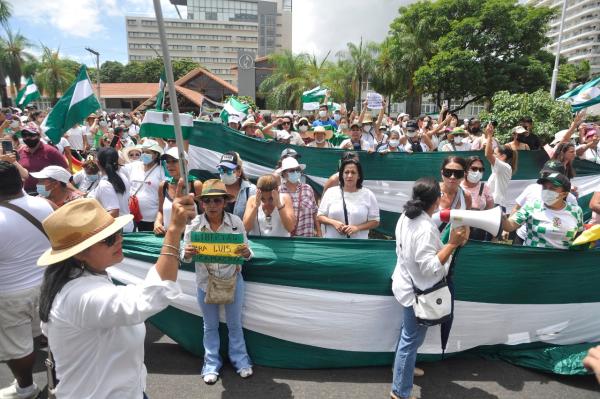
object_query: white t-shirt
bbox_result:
[123,162,166,222]
[581,146,600,164]
[440,141,472,152]
[514,183,578,239]
[65,126,85,151]
[127,124,140,137]
[89,172,134,232]
[339,138,371,151]
[318,186,380,239]
[0,194,53,293]
[55,137,71,155]
[486,158,512,208]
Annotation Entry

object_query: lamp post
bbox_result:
[85,47,101,106]
[550,0,568,99]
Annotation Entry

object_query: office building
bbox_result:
[126,0,292,86]
[529,0,600,75]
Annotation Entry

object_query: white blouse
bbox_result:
[123,162,166,222]
[42,266,180,399]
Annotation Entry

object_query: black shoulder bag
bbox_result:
[340,188,351,238]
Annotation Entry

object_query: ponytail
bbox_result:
[404,177,440,219]
[404,199,427,219]
[97,147,126,194]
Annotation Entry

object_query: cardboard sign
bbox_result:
[191,232,245,264]
[367,92,383,110]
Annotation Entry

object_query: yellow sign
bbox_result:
[191,242,243,257]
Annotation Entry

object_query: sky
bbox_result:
[7,0,413,67]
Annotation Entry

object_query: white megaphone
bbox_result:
[437,206,503,237]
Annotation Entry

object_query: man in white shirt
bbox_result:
[64,123,87,153]
[440,127,472,152]
[0,161,53,399]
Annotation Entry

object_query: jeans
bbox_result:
[391,306,429,398]
[196,276,252,376]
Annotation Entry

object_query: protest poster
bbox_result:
[191,231,245,264]
[367,92,383,110]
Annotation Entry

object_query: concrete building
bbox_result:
[126,0,292,86]
[529,0,600,76]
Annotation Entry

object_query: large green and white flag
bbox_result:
[219,96,249,124]
[302,86,328,111]
[45,65,101,144]
[558,76,600,112]
[15,77,40,109]
[140,110,193,139]
[155,70,167,111]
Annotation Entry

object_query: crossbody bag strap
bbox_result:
[133,164,159,196]
[340,187,350,238]
[291,186,302,236]
[0,201,48,238]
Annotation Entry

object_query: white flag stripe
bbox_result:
[142,110,194,127]
[69,78,94,108]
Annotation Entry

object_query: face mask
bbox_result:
[141,153,154,165]
[315,137,325,144]
[36,184,50,198]
[318,110,327,118]
[10,120,19,128]
[389,139,400,147]
[299,125,308,133]
[333,114,341,122]
[220,172,238,185]
[23,138,40,148]
[406,131,417,138]
[124,120,132,126]
[362,125,371,133]
[454,136,463,144]
[467,171,482,184]
[339,123,348,130]
[286,171,301,184]
[402,121,407,128]
[87,174,99,182]
[541,189,561,206]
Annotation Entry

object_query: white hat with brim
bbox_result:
[37,199,134,266]
[307,125,333,140]
[31,165,72,184]
[276,156,306,175]
[140,140,164,156]
[161,146,187,161]
[277,130,292,141]
[241,117,256,128]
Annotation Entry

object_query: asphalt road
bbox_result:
[1,323,598,399]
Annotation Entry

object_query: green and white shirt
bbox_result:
[511,199,583,249]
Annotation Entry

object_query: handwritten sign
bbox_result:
[191,232,245,264]
[367,92,383,110]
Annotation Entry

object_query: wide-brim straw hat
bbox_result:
[200,179,235,200]
[307,125,333,140]
[38,199,133,266]
[242,117,257,128]
[275,156,306,175]
[362,113,374,124]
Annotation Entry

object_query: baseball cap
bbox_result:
[280,148,299,159]
[405,120,418,132]
[513,126,527,135]
[537,172,571,192]
[30,165,72,184]
[218,151,241,170]
[539,160,566,176]
[161,146,187,161]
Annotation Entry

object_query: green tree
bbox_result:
[479,90,572,144]
[557,60,591,95]
[322,58,355,110]
[258,50,311,110]
[35,45,76,105]
[172,58,202,80]
[0,28,34,91]
[0,0,12,105]
[370,39,402,114]
[339,38,379,112]
[100,60,125,83]
[121,61,145,82]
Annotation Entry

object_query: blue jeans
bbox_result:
[196,275,252,376]
[391,305,429,398]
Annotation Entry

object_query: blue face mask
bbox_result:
[36,184,50,198]
[286,171,301,184]
[87,174,99,182]
[141,153,154,165]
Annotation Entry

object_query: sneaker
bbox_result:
[203,373,218,385]
[239,367,253,378]
[390,392,416,399]
[0,380,40,399]
[414,367,425,377]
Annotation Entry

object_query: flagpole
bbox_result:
[152,0,189,194]
[550,0,567,99]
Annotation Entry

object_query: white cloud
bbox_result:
[292,0,415,59]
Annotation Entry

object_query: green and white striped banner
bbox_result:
[186,122,600,235]
[110,234,600,374]
[140,110,193,139]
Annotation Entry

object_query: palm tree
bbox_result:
[322,58,355,109]
[35,45,75,105]
[0,0,12,106]
[340,38,379,112]
[258,50,311,110]
[1,27,34,92]
[371,39,400,114]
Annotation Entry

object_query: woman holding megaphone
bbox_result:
[390,177,468,399]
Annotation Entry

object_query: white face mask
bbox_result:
[318,110,327,118]
[454,136,463,144]
[338,123,348,131]
[406,131,417,138]
[389,139,400,147]
[362,125,371,133]
[124,120,132,126]
[220,172,238,185]
[467,171,483,184]
[401,121,407,128]
[299,125,308,133]
[10,120,19,128]
[286,171,301,184]
[541,189,561,206]
[99,121,108,128]
[315,136,325,144]
[333,114,341,121]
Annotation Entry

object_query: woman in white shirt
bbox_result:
[317,158,380,239]
[390,177,468,399]
[37,183,196,399]
[243,174,295,237]
[89,147,134,232]
[484,124,514,211]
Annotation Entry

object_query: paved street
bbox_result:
[1,323,598,399]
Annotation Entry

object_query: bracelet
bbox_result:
[162,243,180,252]
[160,252,180,260]
[277,203,285,210]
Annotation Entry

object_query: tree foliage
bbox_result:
[99,58,202,83]
[34,45,76,105]
[479,90,572,144]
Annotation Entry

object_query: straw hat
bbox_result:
[199,179,234,200]
[276,156,306,175]
[362,113,374,124]
[123,145,142,162]
[37,199,133,266]
[307,125,333,140]
[242,117,257,128]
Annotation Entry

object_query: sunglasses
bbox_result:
[442,168,465,179]
[282,122,291,126]
[470,167,484,173]
[217,166,234,174]
[201,197,224,204]
[286,168,302,173]
[166,139,176,144]
[101,229,123,247]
